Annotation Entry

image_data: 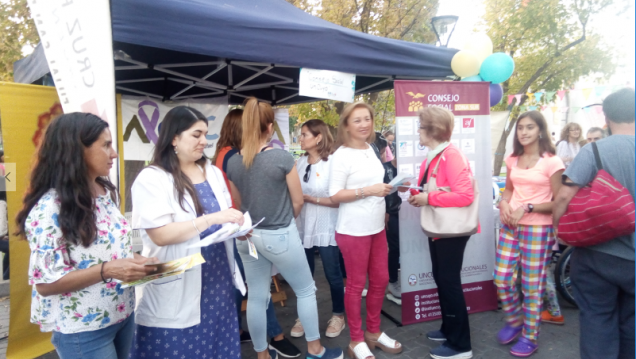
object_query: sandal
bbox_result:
[364,332,403,354]
[347,343,374,359]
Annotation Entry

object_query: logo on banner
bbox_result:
[406,92,425,113]
[408,274,417,286]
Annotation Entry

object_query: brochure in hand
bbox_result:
[388,173,417,194]
[119,253,205,288]
[187,211,265,249]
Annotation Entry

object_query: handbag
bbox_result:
[419,148,479,238]
[558,142,635,246]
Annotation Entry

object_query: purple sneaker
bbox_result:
[510,337,538,357]
[497,324,522,345]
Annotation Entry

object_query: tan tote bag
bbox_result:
[420,150,479,238]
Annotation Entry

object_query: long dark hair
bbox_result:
[212,109,243,164]
[151,106,208,216]
[512,111,556,157]
[15,113,117,247]
[301,119,334,161]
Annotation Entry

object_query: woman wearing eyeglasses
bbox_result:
[292,119,346,339]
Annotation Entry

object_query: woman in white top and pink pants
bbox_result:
[329,102,403,359]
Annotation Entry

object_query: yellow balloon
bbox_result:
[451,50,481,78]
[464,33,493,63]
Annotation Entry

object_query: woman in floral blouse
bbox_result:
[16,113,157,359]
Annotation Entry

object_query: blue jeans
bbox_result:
[237,220,319,352]
[233,242,283,337]
[51,313,134,359]
[304,245,345,315]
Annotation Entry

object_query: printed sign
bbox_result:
[395,81,497,326]
[299,68,356,103]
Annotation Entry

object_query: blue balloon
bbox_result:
[490,83,503,107]
[461,75,483,82]
[480,53,515,84]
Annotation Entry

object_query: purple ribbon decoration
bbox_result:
[138,100,160,144]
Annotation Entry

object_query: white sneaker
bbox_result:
[386,293,402,306]
[290,318,304,338]
[388,281,401,298]
[325,316,346,338]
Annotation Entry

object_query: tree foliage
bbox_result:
[0,0,39,81]
[487,0,620,174]
[285,0,438,131]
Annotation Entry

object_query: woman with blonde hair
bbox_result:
[227,97,342,359]
[292,119,346,339]
[408,107,475,359]
[329,102,401,359]
[556,122,585,168]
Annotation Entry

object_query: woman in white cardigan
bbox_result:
[130,106,247,359]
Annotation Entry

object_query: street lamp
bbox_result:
[431,15,459,47]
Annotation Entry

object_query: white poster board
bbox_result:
[121,96,228,161]
[299,68,356,103]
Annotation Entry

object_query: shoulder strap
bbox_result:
[419,148,449,187]
[591,142,603,170]
[222,147,240,173]
[370,143,382,161]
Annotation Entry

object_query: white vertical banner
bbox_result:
[28,0,118,183]
[271,109,291,151]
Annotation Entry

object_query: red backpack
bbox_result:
[558,142,636,247]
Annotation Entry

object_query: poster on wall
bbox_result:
[394,81,497,326]
[121,96,229,161]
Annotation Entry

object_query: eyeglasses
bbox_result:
[303,164,312,183]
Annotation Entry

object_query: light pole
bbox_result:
[431,15,459,47]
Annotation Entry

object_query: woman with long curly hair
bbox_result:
[16,113,156,359]
[556,122,585,168]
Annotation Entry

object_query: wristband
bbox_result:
[101,261,112,283]
[355,188,359,200]
[361,187,365,199]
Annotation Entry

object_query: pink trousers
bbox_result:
[336,230,389,342]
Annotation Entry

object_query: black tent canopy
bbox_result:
[14,0,458,105]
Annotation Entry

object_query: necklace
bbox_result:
[307,155,322,165]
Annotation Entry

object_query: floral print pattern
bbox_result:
[27,189,135,334]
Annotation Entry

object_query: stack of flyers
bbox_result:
[119,253,205,288]
[388,173,416,194]
[187,211,264,249]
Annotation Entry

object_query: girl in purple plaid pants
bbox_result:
[494,111,565,358]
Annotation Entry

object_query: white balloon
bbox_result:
[464,33,493,63]
[451,50,481,78]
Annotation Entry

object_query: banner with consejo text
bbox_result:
[394,81,497,326]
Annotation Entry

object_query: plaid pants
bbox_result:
[494,224,554,341]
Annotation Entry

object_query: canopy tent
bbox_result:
[14,0,458,105]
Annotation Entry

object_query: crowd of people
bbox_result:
[17,88,634,359]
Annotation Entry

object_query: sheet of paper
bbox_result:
[415,143,428,157]
[398,141,414,157]
[246,238,259,259]
[299,68,356,102]
[415,163,422,177]
[461,117,475,134]
[451,139,460,148]
[469,161,476,176]
[398,117,414,136]
[388,172,417,194]
[120,253,205,288]
[461,138,475,154]
[187,212,265,249]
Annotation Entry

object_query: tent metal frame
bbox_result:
[113,51,434,105]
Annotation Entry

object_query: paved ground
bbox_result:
[9,254,578,359]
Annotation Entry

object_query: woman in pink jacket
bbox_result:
[408,107,474,359]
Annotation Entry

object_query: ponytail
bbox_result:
[241,97,275,168]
